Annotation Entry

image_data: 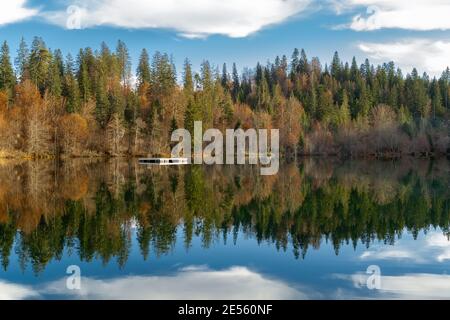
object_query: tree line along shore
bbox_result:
[0,37,449,159]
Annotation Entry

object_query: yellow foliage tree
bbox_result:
[59,114,89,156]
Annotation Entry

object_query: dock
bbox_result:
[139,158,189,166]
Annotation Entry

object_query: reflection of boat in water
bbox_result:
[139,158,189,166]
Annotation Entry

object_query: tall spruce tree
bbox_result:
[28,37,51,94]
[231,63,240,102]
[221,63,229,89]
[183,58,194,96]
[299,49,309,74]
[116,40,131,87]
[47,50,63,97]
[63,53,80,113]
[15,37,29,82]
[0,41,16,93]
[136,48,151,86]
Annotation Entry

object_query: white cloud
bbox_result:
[358,39,450,77]
[332,0,450,31]
[45,0,311,38]
[0,0,38,26]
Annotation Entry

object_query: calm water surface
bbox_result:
[0,159,449,299]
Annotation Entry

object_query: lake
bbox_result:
[0,158,449,299]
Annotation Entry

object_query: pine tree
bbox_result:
[231,63,240,102]
[306,78,318,117]
[116,40,131,87]
[184,98,201,133]
[255,63,264,87]
[239,68,251,101]
[95,71,109,127]
[343,62,350,81]
[77,49,91,102]
[151,51,176,100]
[290,48,299,76]
[221,63,229,89]
[0,41,16,93]
[431,79,444,118]
[222,92,234,124]
[124,91,138,127]
[406,69,429,117]
[28,37,51,94]
[198,60,214,125]
[388,83,399,109]
[317,85,333,122]
[47,51,63,97]
[338,89,351,126]
[63,53,80,113]
[257,72,271,112]
[100,42,117,81]
[299,49,309,74]
[53,49,65,77]
[136,48,151,86]
[350,57,359,81]
[281,55,288,73]
[440,67,450,110]
[15,37,29,82]
[200,60,213,91]
[331,51,341,80]
[361,58,372,80]
[183,58,194,95]
[356,82,371,118]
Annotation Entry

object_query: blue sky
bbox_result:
[1,0,450,77]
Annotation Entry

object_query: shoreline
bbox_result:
[0,152,449,161]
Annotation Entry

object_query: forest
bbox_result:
[0,37,449,158]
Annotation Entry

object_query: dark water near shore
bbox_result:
[0,159,449,299]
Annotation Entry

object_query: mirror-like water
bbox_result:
[0,159,449,299]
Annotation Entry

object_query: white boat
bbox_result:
[139,158,189,166]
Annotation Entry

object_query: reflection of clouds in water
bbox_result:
[426,233,450,262]
[330,230,450,299]
[4,264,450,300]
[359,230,450,263]
[336,273,450,299]
[360,249,422,262]
[0,281,39,300]
[0,266,312,300]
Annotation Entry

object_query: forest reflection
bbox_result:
[0,159,449,273]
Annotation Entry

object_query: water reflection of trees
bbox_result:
[0,159,449,273]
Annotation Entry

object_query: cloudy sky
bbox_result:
[1,0,450,77]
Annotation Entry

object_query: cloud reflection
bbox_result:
[0,281,39,300]
[345,273,450,299]
[359,231,450,263]
[1,266,311,300]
